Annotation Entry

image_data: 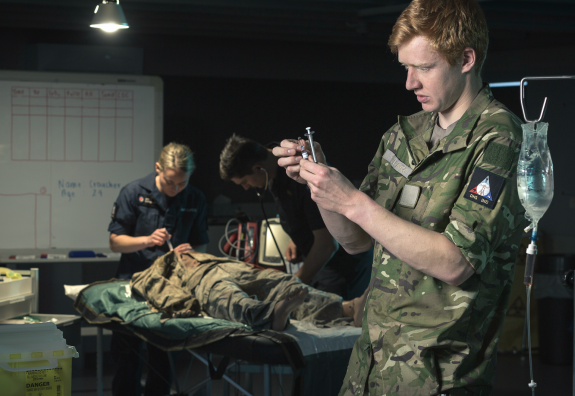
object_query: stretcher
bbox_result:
[72,279,361,396]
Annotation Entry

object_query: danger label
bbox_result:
[25,367,64,396]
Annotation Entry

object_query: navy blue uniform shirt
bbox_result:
[267,163,373,299]
[108,172,209,277]
[269,165,324,256]
[269,165,372,271]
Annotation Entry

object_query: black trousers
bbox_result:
[111,331,171,396]
[310,247,373,300]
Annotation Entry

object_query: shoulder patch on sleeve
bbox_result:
[111,202,119,219]
[483,142,516,170]
[464,168,505,209]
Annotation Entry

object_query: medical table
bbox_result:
[73,279,361,396]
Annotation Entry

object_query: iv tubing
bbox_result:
[526,284,537,395]
[524,224,538,394]
[524,225,538,286]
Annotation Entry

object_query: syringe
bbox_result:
[304,127,318,163]
[163,228,174,251]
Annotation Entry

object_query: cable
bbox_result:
[254,168,287,270]
[259,202,287,270]
[218,229,238,258]
[526,284,537,395]
[522,226,537,395]
[218,218,256,260]
[255,167,269,198]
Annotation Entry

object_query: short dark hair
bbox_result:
[219,134,269,180]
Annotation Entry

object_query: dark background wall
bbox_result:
[0,0,574,249]
[0,27,539,202]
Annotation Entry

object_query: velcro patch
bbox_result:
[483,142,516,170]
[398,185,421,208]
[464,168,505,209]
[111,202,118,219]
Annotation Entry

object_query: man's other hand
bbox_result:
[300,160,359,217]
[273,138,326,184]
[285,240,298,262]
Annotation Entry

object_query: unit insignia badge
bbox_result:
[464,167,505,209]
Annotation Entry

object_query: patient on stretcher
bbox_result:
[130,251,366,331]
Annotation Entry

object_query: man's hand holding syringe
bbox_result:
[272,129,374,255]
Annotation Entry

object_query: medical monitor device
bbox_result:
[258,218,290,268]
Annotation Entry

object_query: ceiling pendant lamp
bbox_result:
[90,0,129,33]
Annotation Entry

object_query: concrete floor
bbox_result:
[69,350,572,396]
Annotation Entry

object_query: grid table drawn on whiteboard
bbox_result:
[10,86,134,163]
[0,74,159,252]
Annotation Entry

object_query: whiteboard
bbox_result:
[0,71,163,251]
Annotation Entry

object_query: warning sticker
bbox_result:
[25,367,64,396]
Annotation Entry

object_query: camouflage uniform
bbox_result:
[195,254,349,328]
[131,251,350,329]
[340,86,525,396]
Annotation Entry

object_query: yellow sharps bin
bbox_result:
[0,322,79,396]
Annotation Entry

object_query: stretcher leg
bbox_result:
[263,364,271,396]
[223,372,230,396]
[187,350,254,396]
[97,326,104,396]
[168,351,180,394]
[244,372,253,393]
[205,358,212,395]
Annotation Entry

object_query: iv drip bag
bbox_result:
[517,122,554,226]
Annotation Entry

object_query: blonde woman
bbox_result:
[108,142,208,396]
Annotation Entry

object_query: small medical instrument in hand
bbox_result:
[297,137,309,161]
[304,127,318,163]
[518,75,574,396]
[163,227,174,251]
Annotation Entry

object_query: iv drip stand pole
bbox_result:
[520,76,575,124]
[519,75,575,396]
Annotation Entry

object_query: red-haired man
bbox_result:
[274,0,524,394]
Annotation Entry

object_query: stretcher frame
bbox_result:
[77,279,355,396]
[94,323,301,396]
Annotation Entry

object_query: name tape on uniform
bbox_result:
[137,194,156,207]
[383,149,413,178]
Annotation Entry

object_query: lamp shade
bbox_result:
[90,1,129,32]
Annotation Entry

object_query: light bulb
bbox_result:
[100,24,120,32]
[90,1,129,32]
